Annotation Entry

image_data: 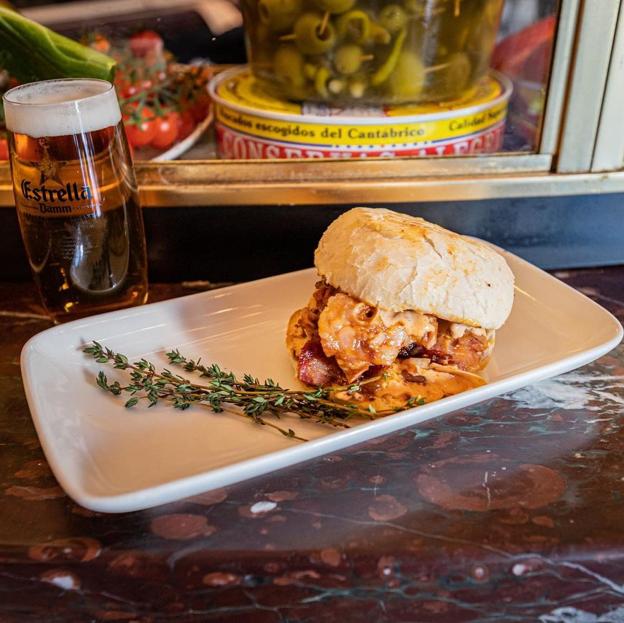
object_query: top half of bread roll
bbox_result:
[314,207,515,330]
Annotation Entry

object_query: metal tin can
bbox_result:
[210,66,512,159]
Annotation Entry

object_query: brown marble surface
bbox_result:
[1,269,624,622]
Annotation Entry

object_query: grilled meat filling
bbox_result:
[286,281,493,389]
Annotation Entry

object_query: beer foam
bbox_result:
[3,79,121,138]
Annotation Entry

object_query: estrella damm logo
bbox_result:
[21,179,93,203]
[17,179,100,217]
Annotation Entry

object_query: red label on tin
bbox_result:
[216,123,505,160]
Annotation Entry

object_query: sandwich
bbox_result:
[286,207,515,411]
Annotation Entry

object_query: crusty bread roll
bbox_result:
[314,207,514,330]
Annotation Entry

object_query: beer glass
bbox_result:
[3,79,148,321]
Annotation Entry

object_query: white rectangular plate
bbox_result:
[22,252,623,513]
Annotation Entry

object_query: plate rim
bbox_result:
[150,105,213,162]
[20,259,624,513]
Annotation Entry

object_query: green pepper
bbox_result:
[370,27,406,86]
[258,0,303,33]
[335,10,370,44]
[370,22,391,45]
[293,12,336,54]
[314,66,331,97]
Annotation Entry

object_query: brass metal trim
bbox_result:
[0,154,552,206]
[3,155,624,207]
[1,153,619,207]
[137,169,624,206]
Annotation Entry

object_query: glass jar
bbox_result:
[241,0,504,105]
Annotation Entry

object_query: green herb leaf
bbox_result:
[84,341,401,443]
[406,395,426,407]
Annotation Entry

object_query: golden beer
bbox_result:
[3,79,147,321]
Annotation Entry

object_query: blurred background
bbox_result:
[9,0,559,155]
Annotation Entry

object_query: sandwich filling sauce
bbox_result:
[286,280,492,411]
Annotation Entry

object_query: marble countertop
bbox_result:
[1,268,623,623]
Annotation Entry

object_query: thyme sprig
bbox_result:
[83,341,398,442]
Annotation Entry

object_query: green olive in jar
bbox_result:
[334,43,366,75]
[378,4,407,34]
[273,44,306,89]
[387,50,425,98]
[258,0,303,33]
[241,0,504,103]
[293,12,337,54]
[313,0,356,15]
[425,52,472,100]
[444,52,471,90]
[348,74,368,98]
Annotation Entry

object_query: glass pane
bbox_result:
[494,0,559,152]
[1,0,560,162]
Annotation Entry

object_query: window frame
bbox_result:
[1,0,621,208]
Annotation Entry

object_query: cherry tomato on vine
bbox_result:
[176,110,195,141]
[120,83,139,98]
[129,30,164,59]
[90,34,111,54]
[123,107,157,148]
[187,93,210,123]
[118,78,156,100]
[114,72,129,94]
[151,112,180,150]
